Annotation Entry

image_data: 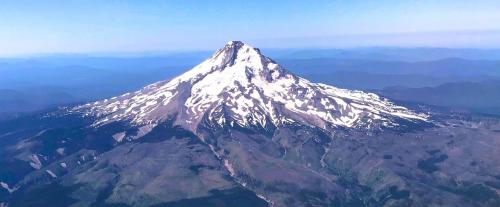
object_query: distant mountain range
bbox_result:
[0,88,74,115]
[379,80,500,116]
[279,57,500,77]
[267,47,500,61]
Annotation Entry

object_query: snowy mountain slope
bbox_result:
[76,41,427,133]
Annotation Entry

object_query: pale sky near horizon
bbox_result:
[1,0,500,56]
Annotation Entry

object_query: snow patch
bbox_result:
[29,154,42,170]
[224,159,236,177]
[46,170,57,178]
[112,132,126,142]
[1,181,17,193]
[256,193,275,207]
[56,147,65,155]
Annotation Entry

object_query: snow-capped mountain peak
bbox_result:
[172,40,285,85]
[76,41,427,132]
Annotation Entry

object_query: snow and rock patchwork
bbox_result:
[29,154,43,170]
[0,182,17,193]
[75,41,427,133]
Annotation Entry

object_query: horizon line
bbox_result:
[3,45,500,59]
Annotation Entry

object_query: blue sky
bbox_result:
[1,0,500,56]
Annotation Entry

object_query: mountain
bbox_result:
[0,88,76,117]
[269,47,500,61]
[278,58,500,77]
[0,41,499,207]
[298,71,497,90]
[76,41,426,132]
[379,80,500,116]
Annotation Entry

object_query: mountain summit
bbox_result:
[78,41,426,134]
